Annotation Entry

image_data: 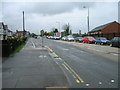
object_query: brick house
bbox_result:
[16,30,30,38]
[88,21,120,40]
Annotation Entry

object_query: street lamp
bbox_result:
[83,6,90,33]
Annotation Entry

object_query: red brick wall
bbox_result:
[101,22,120,33]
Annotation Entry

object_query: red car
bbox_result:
[82,36,95,43]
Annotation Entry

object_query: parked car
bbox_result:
[61,36,67,41]
[82,36,95,44]
[53,36,61,40]
[47,36,53,39]
[67,35,74,41]
[110,37,120,47]
[74,37,83,42]
[95,37,111,45]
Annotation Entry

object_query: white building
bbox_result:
[0,22,13,40]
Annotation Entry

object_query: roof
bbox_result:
[89,21,118,33]
[4,25,8,30]
[0,22,4,28]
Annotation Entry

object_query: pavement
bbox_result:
[2,38,69,88]
[2,37,119,88]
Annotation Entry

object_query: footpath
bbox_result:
[2,38,68,88]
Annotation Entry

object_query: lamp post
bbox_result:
[83,6,90,33]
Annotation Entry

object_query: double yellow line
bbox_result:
[62,62,84,83]
[47,47,62,60]
[47,46,84,83]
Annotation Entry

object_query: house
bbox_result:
[0,22,13,40]
[16,30,30,38]
[54,32,61,37]
[4,25,12,37]
[88,21,120,40]
[0,22,4,40]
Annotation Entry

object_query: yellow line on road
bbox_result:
[64,62,84,83]
[62,63,82,83]
[47,47,84,83]
[47,47,62,60]
[47,47,53,53]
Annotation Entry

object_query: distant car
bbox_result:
[47,36,53,39]
[82,36,95,44]
[110,37,120,48]
[62,36,67,41]
[53,36,61,40]
[95,37,111,45]
[74,37,83,42]
[67,35,74,41]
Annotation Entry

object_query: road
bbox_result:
[2,37,118,88]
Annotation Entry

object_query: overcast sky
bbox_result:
[0,0,119,34]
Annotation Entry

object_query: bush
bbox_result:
[2,37,28,57]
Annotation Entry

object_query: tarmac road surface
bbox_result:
[2,37,118,88]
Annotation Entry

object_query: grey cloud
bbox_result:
[21,2,95,15]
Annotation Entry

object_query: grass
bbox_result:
[9,41,27,57]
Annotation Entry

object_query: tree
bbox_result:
[69,30,72,35]
[52,28,58,33]
[44,31,48,36]
[62,23,70,36]
[40,29,44,36]
[54,28,58,33]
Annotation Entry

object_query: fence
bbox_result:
[89,33,120,40]
[1,37,27,57]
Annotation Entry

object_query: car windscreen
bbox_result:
[88,37,95,39]
[100,38,107,40]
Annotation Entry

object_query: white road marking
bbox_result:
[86,84,90,87]
[62,49,69,51]
[112,54,118,56]
[31,40,36,48]
[39,55,47,58]
[111,79,115,83]
[98,82,102,85]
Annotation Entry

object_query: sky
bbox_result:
[0,0,119,34]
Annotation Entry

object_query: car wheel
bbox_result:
[101,43,104,45]
[110,43,113,47]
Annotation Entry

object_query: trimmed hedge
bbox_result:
[2,37,27,57]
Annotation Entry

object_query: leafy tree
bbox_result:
[62,23,70,36]
[54,28,58,33]
[40,29,44,36]
[69,30,72,35]
[52,28,58,33]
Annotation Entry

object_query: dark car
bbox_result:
[110,37,120,47]
[95,37,110,45]
[74,37,83,42]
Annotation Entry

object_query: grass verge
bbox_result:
[9,41,27,57]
